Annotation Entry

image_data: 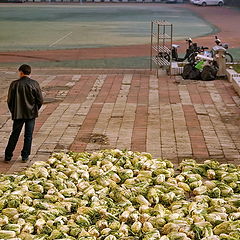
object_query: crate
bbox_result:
[171,62,184,75]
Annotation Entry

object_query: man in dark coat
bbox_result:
[5,64,43,162]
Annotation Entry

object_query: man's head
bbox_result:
[18,64,31,77]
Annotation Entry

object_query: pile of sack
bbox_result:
[182,60,219,81]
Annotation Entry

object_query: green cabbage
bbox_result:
[0,230,16,239]
[0,150,240,239]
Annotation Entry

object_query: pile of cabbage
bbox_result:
[1,149,240,240]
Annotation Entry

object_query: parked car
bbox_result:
[192,0,224,6]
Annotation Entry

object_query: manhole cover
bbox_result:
[80,133,109,145]
[55,144,68,150]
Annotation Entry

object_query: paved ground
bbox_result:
[0,68,239,173]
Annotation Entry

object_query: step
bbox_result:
[226,68,240,82]
[232,76,240,97]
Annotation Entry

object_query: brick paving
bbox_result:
[0,69,239,173]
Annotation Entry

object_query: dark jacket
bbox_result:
[7,76,43,120]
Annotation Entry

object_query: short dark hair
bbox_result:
[18,64,31,75]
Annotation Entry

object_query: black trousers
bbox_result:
[5,118,35,160]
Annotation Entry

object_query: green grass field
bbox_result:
[0,4,217,51]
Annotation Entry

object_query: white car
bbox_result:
[192,0,224,6]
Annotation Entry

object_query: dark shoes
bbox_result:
[22,157,29,162]
[4,157,11,162]
[4,156,29,162]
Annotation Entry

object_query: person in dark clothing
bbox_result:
[4,64,43,162]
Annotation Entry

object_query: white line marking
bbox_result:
[49,32,73,47]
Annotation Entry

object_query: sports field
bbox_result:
[0,4,215,51]
[0,3,239,68]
